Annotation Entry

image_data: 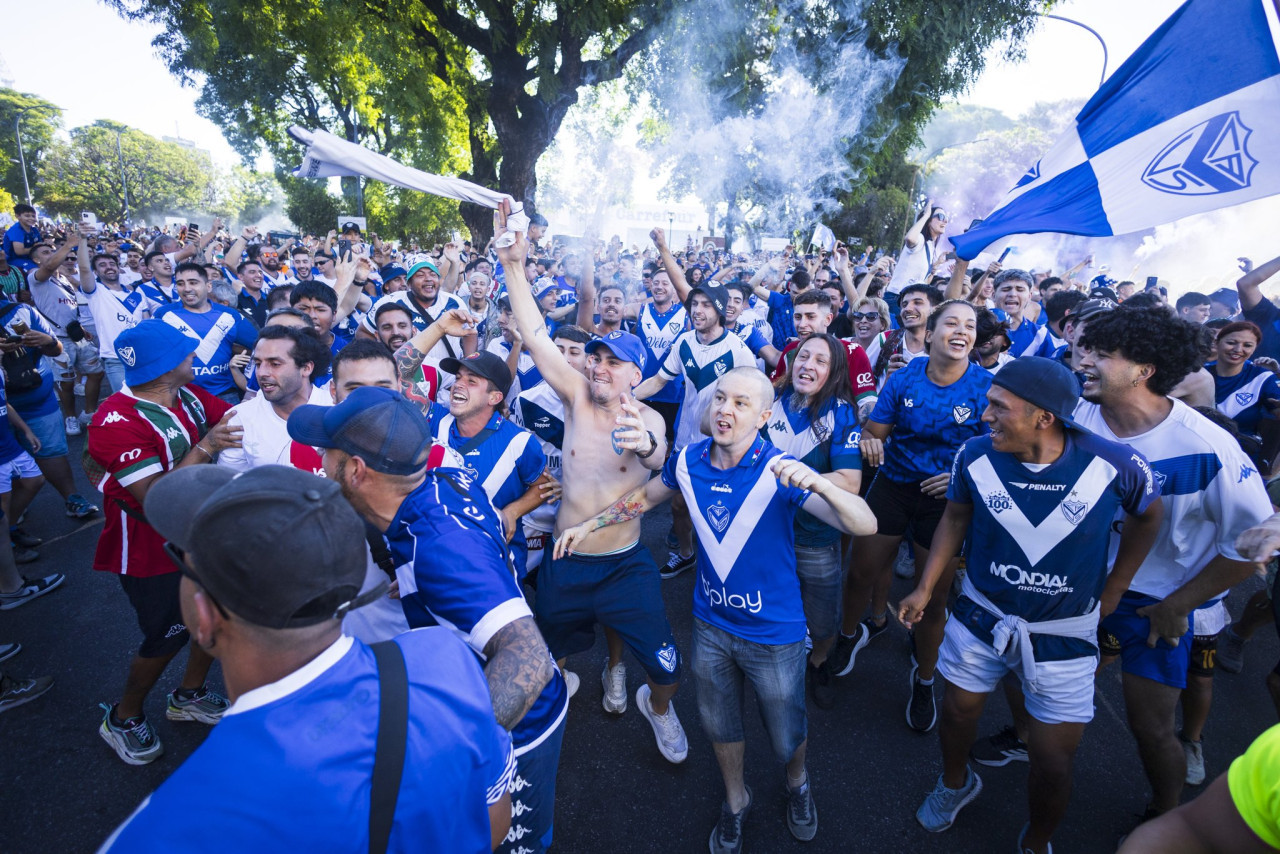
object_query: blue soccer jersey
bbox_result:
[949,430,1157,624]
[868,357,992,484]
[428,407,546,575]
[509,382,565,535]
[993,311,1048,358]
[98,631,515,854]
[383,468,568,753]
[662,437,812,645]
[486,338,543,402]
[1209,360,1280,436]
[637,302,687,404]
[154,304,258,395]
[763,392,861,547]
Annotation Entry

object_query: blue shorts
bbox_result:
[692,618,807,758]
[535,541,681,685]
[17,408,68,459]
[498,714,565,854]
[1098,591,1194,690]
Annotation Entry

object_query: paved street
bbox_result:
[3,434,1278,853]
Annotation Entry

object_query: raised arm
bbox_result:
[651,227,691,303]
[440,241,462,294]
[1237,254,1280,311]
[76,224,97,294]
[901,199,932,251]
[394,308,479,382]
[32,238,74,283]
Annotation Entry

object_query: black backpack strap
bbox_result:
[369,640,409,854]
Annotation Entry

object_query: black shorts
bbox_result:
[118,572,189,658]
[865,474,947,550]
[1188,633,1219,678]
[648,401,679,455]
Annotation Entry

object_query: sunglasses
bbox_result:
[163,541,230,620]
[850,311,881,322]
[932,213,949,222]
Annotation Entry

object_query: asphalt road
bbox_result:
[3,433,1278,853]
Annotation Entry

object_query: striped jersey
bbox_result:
[659,328,757,450]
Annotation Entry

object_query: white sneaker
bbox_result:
[637,683,688,763]
[1182,734,1205,786]
[78,410,95,426]
[602,661,627,714]
[562,669,580,699]
[64,416,82,437]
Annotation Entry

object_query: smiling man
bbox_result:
[154,263,258,404]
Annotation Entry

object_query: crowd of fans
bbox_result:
[1,195,1279,854]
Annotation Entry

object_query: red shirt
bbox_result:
[88,385,230,577]
[771,337,876,401]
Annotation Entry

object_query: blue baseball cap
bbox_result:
[286,386,433,476]
[585,330,647,367]
[990,357,1086,431]
[379,264,407,282]
[114,320,198,387]
[533,277,564,301]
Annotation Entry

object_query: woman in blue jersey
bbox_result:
[766,334,863,709]
[825,299,992,732]
[1207,321,1280,442]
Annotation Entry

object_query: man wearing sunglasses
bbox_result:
[86,320,243,765]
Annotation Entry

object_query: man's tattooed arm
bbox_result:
[482,616,556,730]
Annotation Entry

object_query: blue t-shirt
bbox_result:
[662,436,812,644]
[1244,298,1280,362]
[731,321,772,356]
[636,302,687,404]
[428,407,546,576]
[0,373,25,464]
[1209,360,1280,436]
[383,469,568,753]
[763,392,861,547]
[767,291,795,344]
[98,632,515,854]
[154,304,259,395]
[0,303,58,418]
[3,222,40,272]
[868,357,992,484]
[949,431,1156,638]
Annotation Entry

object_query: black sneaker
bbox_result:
[13,547,38,564]
[785,775,818,841]
[9,528,41,548]
[906,664,937,732]
[0,573,65,611]
[970,725,1028,766]
[826,623,869,677]
[709,786,752,854]
[660,551,695,580]
[807,660,836,710]
[863,615,891,644]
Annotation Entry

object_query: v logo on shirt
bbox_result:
[675,453,779,583]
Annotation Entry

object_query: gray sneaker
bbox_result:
[637,684,688,763]
[709,787,752,854]
[785,774,818,841]
[1217,629,1245,674]
[0,674,53,713]
[0,573,65,610]
[99,703,164,765]
[1182,734,1205,786]
[916,766,982,832]
[166,686,229,724]
[602,661,627,714]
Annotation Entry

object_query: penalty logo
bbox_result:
[1142,111,1257,196]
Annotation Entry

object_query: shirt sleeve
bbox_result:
[828,404,862,472]
[945,444,974,504]
[1204,442,1273,561]
[88,415,164,491]
[846,343,876,400]
[1243,298,1280,328]
[659,336,682,380]
[1227,723,1280,849]
[1115,445,1158,517]
[745,326,768,354]
[233,314,258,348]
[660,447,681,490]
[516,430,547,488]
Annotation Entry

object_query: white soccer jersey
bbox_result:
[659,328,757,450]
[217,385,333,473]
[1073,398,1271,601]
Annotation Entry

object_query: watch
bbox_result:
[636,430,659,459]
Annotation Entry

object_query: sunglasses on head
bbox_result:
[850,311,881,321]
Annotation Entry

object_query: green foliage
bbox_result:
[0,89,63,205]
[37,121,210,221]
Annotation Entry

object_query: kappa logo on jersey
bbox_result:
[1061,497,1088,525]
[1236,391,1255,406]
[102,411,127,425]
[656,644,679,673]
[984,490,1013,513]
[1142,111,1257,196]
[1239,464,1257,483]
[952,405,973,424]
[989,561,1073,596]
[685,358,696,369]
[118,346,136,366]
[770,418,787,432]
[164,427,182,440]
[707,502,731,533]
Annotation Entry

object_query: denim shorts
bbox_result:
[691,618,807,761]
[101,356,127,395]
[795,542,843,642]
[17,408,68,459]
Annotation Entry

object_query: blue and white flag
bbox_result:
[810,223,837,252]
[951,0,1280,260]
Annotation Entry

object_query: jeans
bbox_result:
[795,542,843,644]
[102,356,127,395]
[692,618,807,762]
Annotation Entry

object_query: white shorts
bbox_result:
[0,451,42,492]
[937,618,1098,725]
[53,337,102,381]
[523,522,550,575]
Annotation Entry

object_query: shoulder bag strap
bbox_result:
[369,640,409,854]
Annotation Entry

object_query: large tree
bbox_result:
[112,0,680,242]
[0,89,63,208]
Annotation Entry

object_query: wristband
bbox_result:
[635,430,659,460]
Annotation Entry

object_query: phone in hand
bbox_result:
[1145,276,1159,289]
[11,320,29,335]
[4,335,23,344]
[337,239,352,261]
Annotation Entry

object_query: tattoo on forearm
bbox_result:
[483,617,555,730]
[592,491,646,530]
[393,342,427,382]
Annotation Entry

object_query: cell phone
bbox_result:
[11,320,29,335]
[1146,276,1159,288]
[81,212,97,224]
[337,239,352,261]
[4,335,22,344]
[188,222,200,232]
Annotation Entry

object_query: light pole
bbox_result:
[114,128,130,224]
[14,104,57,207]
[1039,13,1108,87]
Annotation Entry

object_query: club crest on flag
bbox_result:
[707,502,731,533]
[1061,498,1088,525]
[1236,391,1255,406]
[1142,111,1258,196]
[952,405,972,424]
[1015,160,1041,189]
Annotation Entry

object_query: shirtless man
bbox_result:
[499,203,689,765]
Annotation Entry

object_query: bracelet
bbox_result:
[635,430,659,460]
[191,443,214,462]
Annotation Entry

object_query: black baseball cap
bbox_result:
[990,357,1086,432]
[340,221,362,235]
[144,466,379,629]
[1069,297,1117,324]
[287,386,434,476]
[441,351,513,399]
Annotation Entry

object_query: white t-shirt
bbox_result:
[80,284,151,358]
[27,270,79,332]
[118,268,143,286]
[217,385,333,473]
[885,239,939,296]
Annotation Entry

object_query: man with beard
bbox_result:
[289,246,315,283]
[154,264,259,404]
[875,283,942,381]
[360,256,472,363]
[216,326,332,474]
[500,202,689,764]
[256,244,294,287]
